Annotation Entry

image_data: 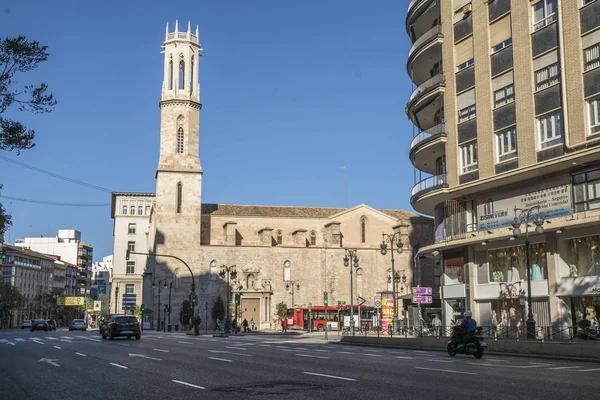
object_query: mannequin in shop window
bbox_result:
[532,245,542,281]
[507,251,521,283]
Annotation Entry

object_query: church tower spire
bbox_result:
[155,21,203,246]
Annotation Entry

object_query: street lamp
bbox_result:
[152,279,167,331]
[114,283,120,314]
[285,280,300,308]
[343,249,359,335]
[380,232,404,328]
[511,202,544,339]
[167,281,173,332]
[219,264,237,333]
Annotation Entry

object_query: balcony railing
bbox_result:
[411,173,447,197]
[409,74,445,102]
[410,124,446,151]
[408,25,443,60]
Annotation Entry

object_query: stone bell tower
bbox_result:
[154,20,203,268]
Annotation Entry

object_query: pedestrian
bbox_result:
[214,317,221,331]
[281,318,286,332]
[242,318,249,332]
[232,318,238,334]
[432,314,442,338]
[250,317,255,331]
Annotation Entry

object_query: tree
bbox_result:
[275,301,288,322]
[97,294,111,313]
[179,299,193,327]
[0,283,26,314]
[0,36,57,239]
[211,295,225,322]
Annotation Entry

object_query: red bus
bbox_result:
[286,306,343,331]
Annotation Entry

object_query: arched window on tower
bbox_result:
[169,59,174,90]
[361,216,367,243]
[177,115,184,154]
[190,56,194,95]
[310,230,316,246]
[179,59,185,90]
[176,182,182,214]
[276,230,283,245]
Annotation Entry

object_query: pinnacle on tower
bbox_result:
[165,22,169,38]
[175,19,179,32]
[188,21,191,33]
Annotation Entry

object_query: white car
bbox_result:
[69,319,87,331]
[21,320,32,329]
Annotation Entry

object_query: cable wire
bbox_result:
[0,195,110,207]
[0,155,114,193]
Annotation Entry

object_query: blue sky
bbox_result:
[1,0,418,261]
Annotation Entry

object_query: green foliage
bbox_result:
[0,282,26,314]
[0,35,56,241]
[97,294,111,313]
[179,299,193,327]
[211,295,225,322]
[275,301,288,321]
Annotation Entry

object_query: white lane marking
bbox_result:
[416,367,476,375]
[118,343,130,347]
[294,347,309,351]
[109,363,128,369]
[427,359,453,363]
[548,366,581,370]
[208,350,251,357]
[75,352,87,357]
[45,337,58,340]
[144,337,158,341]
[518,363,553,368]
[14,338,25,342]
[172,380,205,389]
[38,358,60,367]
[364,354,382,357]
[83,337,102,342]
[177,341,193,344]
[209,357,232,363]
[5,342,15,346]
[303,372,356,381]
[395,356,416,359]
[53,346,62,349]
[336,351,352,354]
[153,348,169,353]
[296,354,329,360]
[364,349,380,352]
[33,340,45,345]
[577,368,600,372]
[486,358,510,362]
[60,340,72,343]
[313,349,329,353]
[128,353,162,361]
[259,344,271,347]
[226,346,247,351]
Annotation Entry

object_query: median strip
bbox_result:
[303,372,356,381]
[172,380,205,389]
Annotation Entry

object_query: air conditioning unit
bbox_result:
[463,3,472,15]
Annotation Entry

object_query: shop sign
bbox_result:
[477,179,572,232]
[381,299,394,334]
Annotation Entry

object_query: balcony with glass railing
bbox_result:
[410,173,448,216]
[408,25,443,63]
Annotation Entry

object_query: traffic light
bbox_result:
[324,291,328,306]
[125,249,130,260]
[235,294,240,305]
[166,307,170,315]
[1,248,6,260]
[141,304,145,312]
[191,292,197,304]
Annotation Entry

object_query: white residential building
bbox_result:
[91,255,113,298]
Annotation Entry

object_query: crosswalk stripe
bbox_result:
[14,338,25,342]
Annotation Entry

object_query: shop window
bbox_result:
[488,244,548,283]
[572,297,600,333]
[443,255,465,285]
[572,169,600,212]
[558,235,600,277]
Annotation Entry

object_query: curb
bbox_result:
[334,341,600,364]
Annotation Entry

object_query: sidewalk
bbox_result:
[339,335,600,362]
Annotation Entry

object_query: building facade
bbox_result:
[110,21,436,331]
[406,0,600,336]
[91,255,112,298]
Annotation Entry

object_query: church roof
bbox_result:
[201,203,427,221]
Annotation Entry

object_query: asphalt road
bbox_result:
[1,329,599,399]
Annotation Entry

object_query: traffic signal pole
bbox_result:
[126,250,197,325]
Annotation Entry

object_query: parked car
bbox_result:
[98,314,125,334]
[46,320,57,331]
[69,319,87,331]
[21,319,32,329]
[30,319,49,332]
[101,315,141,340]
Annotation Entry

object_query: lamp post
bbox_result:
[511,203,544,339]
[285,280,300,308]
[219,264,237,333]
[167,281,173,331]
[343,249,360,336]
[114,283,120,314]
[380,232,404,329]
[152,279,167,331]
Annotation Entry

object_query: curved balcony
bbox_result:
[407,0,439,36]
[407,26,443,86]
[410,173,448,215]
[409,124,447,175]
[406,74,445,125]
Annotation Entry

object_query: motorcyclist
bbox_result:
[454,311,477,347]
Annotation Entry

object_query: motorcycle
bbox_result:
[447,325,487,358]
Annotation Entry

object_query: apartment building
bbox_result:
[406,0,600,336]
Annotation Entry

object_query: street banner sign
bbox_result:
[374,295,381,309]
[413,287,432,295]
[93,301,102,311]
[412,296,433,304]
[56,297,85,306]
[358,296,366,306]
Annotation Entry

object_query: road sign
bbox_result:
[413,287,432,295]
[93,301,101,311]
[412,296,432,304]
[57,297,85,306]
[358,296,366,306]
[374,295,381,309]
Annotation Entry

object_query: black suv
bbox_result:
[101,315,141,340]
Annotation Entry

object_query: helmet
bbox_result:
[464,311,472,318]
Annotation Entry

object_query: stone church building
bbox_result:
[110,22,434,330]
